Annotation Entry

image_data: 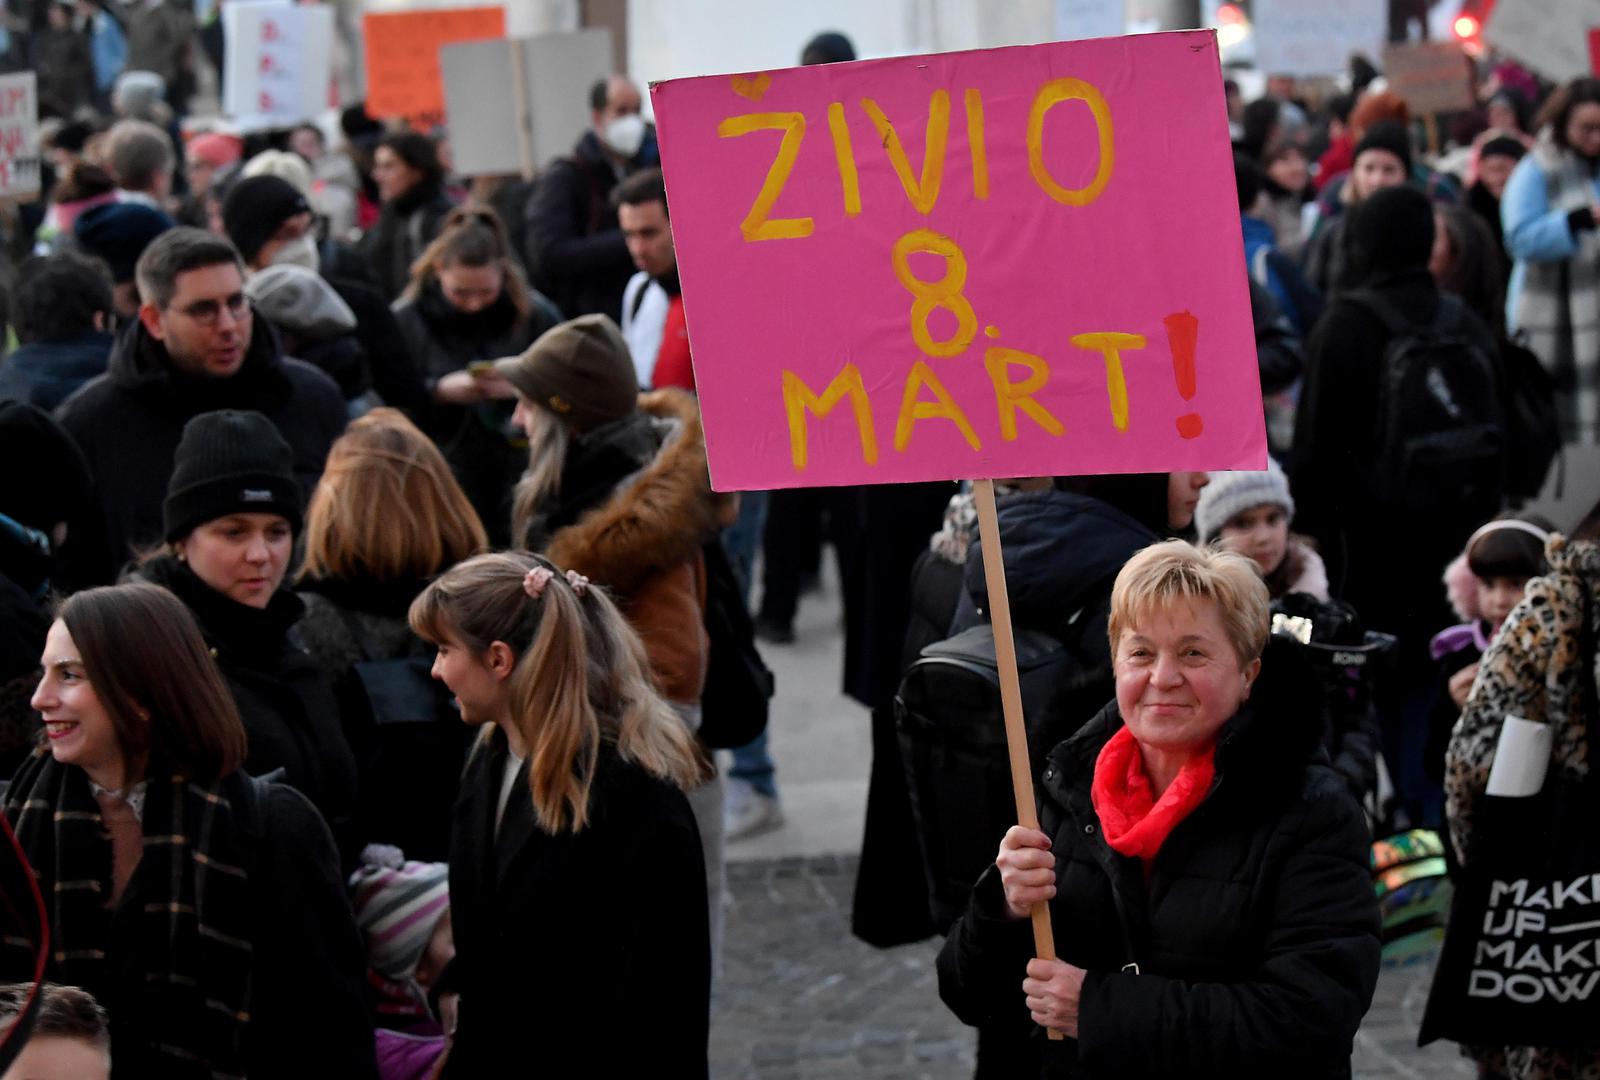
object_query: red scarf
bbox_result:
[1090,726,1215,869]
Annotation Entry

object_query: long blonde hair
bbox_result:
[407,551,704,832]
[510,403,570,549]
[299,408,488,584]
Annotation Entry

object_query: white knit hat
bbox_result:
[1194,459,1295,543]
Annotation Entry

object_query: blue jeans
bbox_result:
[723,492,776,797]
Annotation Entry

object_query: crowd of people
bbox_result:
[0,6,1596,1079]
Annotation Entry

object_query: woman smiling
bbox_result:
[938,540,1380,1078]
[3,583,374,1077]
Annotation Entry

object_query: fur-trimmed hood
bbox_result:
[545,389,723,594]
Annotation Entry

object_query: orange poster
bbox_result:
[363,6,506,127]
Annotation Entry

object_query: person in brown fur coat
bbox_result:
[494,313,732,973]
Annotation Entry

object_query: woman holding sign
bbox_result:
[937,540,1380,1077]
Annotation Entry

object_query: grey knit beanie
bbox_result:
[1194,459,1294,544]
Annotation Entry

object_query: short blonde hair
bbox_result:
[1107,540,1271,665]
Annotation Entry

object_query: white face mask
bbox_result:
[271,233,321,273]
[602,114,646,159]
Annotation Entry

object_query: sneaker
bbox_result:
[753,614,796,645]
[724,782,784,841]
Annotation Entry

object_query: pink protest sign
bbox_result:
[651,30,1265,492]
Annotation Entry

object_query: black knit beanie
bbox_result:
[1353,120,1413,177]
[163,410,304,542]
[221,175,311,266]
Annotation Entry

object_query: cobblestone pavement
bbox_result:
[711,855,1476,1080]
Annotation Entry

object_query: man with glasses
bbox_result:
[57,228,346,572]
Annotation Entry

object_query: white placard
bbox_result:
[1484,0,1600,83]
[0,72,38,200]
[440,28,614,178]
[1252,0,1387,77]
[1485,714,1554,798]
[1055,0,1124,41]
[223,0,335,132]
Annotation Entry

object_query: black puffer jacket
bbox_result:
[55,318,345,568]
[136,557,365,868]
[938,636,1381,1079]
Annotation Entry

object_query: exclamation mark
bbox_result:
[1163,311,1203,439]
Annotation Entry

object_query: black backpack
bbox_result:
[334,609,470,863]
[1347,290,1507,521]
[697,541,775,750]
[896,596,1107,931]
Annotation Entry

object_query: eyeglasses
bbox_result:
[169,293,250,327]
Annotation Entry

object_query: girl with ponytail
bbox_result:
[408,551,709,1076]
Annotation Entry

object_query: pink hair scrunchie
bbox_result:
[565,570,589,597]
[523,567,554,599]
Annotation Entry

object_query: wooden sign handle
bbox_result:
[972,479,1064,1042]
[508,42,536,182]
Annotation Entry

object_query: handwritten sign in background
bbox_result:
[363,6,505,127]
[652,31,1265,491]
[0,72,37,200]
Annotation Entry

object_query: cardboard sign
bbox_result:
[652,31,1265,492]
[1485,0,1600,82]
[363,6,505,127]
[440,29,613,177]
[1384,41,1475,116]
[0,72,38,200]
[222,1,334,131]
[1251,0,1386,77]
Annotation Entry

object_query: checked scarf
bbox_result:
[1,748,255,1079]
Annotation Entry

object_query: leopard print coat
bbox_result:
[1445,534,1600,1080]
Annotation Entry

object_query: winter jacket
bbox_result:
[54,318,345,567]
[123,0,194,94]
[296,574,468,864]
[1289,268,1499,638]
[437,729,708,1077]
[1243,215,1320,335]
[392,283,549,545]
[0,331,114,410]
[1444,534,1600,1080]
[327,273,430,421]
[938,637,1381,1079]
[537,390,724,706]
[33,25,95,118]
[360,183,455,301]
[135,556,365,870]
[0,764,377,1079]
[523,131,647,322]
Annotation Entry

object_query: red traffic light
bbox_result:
[1453,13,1480,39]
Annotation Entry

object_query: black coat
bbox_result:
[1288,269,1499,639]
[55,319,346,568]
[325,273,430,420]
[438,730,709,1077]
[136,557,365,869]
[296,574,468,864]
[360,184,456,301]
[392,285,548,545]
[938,638,1381,1079]
[0,570,46,778]
[523,131,640,322]
[0,768,377,1078]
